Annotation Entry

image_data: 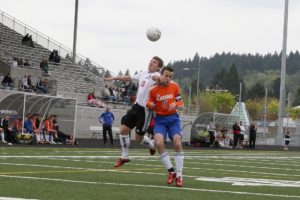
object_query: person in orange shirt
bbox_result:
[43,116,57,144]
[146,66,184,187]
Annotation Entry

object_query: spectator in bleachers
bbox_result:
[49,50,60,64]
[21,34,34,47]
[23,59,30,67]
[108,87,117,101]
[124,82,138,104]
[36,78,47,94]
[40,59,49,75]
[12,57,18,67]
[21,75,30,90]
[17,58,23,67]
[27,75,35,91]
[2,74,14,90]
[101,85,111,100]
[87,92,105,108]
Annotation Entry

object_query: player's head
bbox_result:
[148,56,164,72]
[160,66,173,85]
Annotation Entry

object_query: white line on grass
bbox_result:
[0,198,37,200]
[0,175,299,199]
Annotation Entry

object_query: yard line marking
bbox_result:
[2,155,300,159]
[0,175,300,199]
[2,160,300,179]
[0,197,37,200]
[196,177,300,187]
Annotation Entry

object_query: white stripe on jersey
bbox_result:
[132,71,160,107]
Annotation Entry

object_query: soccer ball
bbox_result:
[146,27,161,42]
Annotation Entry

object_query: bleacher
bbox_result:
[0,13,106,99]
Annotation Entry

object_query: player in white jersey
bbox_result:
[104,56,164,167]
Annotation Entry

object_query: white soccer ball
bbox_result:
[146,27,161,42]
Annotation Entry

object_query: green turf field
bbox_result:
[0,147,300,200]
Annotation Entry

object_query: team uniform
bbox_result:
[146,80,184,187]
[122,71,160,135]
[146,81,183,140]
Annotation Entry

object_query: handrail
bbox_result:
[0,9,117,78]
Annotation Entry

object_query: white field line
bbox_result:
[195,176,300,187]
[2,155,300,160]
[0,175,300,199]
[1,155,300,173]
[0,198,37,200]
[134,157,300,167]
[28,157,300,178]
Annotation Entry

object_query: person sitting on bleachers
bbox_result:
[21,75,30,90]
[49,50,60,64]
[27,75,35,91]
[1,74,14,90]
[23,59,30,67]
[17,58,24,67]
[101,85,111,100]
[12,57,18,68]
[40,59,49,75]
[21,34,34,47]
[87,92,105,108]
[36,78,47,94]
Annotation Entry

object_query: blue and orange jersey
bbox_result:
[146,81,183,116]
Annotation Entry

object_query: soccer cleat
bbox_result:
[114,158,130,168]
[149,148,156,156]
[167,172,176,185]
[176,176,183,187]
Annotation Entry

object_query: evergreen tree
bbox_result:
[247,82,265,100]
[125,69,130,76]
[104,70,112,78]
[272,77,280,99]
[226,64,240,95]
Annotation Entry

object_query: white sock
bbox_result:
[120,135,130,159]
[1,132,6,142]
[45,134,49,142]
[174,152,184,178]
[160,152,173,171]
[36,134,40,142]
[139,135,155,149]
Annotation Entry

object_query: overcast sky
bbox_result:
[1,0,300,74]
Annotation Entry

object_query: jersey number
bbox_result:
[140,80,146,87]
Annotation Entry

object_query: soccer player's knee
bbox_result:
[155,139,164,148]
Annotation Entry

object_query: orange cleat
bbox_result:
[114,158,130,168]
[176,176,183,187]
[167,172,176,185]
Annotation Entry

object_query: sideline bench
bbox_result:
[90,126,120,140]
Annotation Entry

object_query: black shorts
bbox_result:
[285,140,290,145]
[121,104,153,136]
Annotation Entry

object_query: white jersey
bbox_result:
[131,71,160,107]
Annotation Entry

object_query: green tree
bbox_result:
[247,82,265,100]
[104,70,112,78]
[268,98,279,120]
[226,64,240,95]
[246,99,263,120]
